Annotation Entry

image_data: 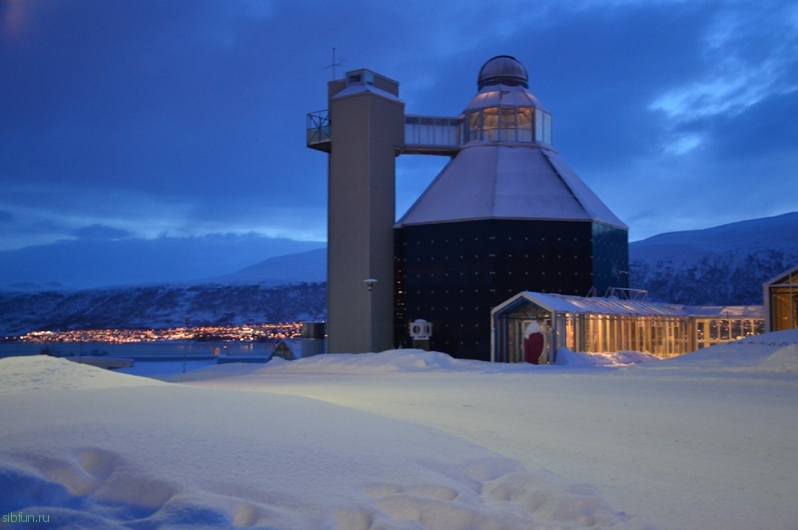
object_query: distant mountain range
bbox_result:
[0,234,325,291]
[0,282,325,337]
[1,214,795,335]
[208,248,326,285]
[0,249,328,336]
[629,212,798,305]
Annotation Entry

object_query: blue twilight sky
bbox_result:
[1,0,797,285]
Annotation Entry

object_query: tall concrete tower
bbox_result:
[307,70,404,353]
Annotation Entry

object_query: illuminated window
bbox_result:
[483,107,499,141]
[518,108,533,142]
[498,108,516,141]
[467,112,480,141]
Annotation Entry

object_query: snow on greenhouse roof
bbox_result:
[493,292,691,318]
[685,306,764,318]
[493,292,765,319]
[395,145,627,229]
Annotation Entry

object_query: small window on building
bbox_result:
[518,108,533,142]
[709,320,718,340]
[719,319,730,341]
[483,107,499,141]
[543,112,552,144]
[467,112,480,142]
[499,108,517,141]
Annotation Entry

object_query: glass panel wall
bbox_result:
[467,112,480,142]
[770,287,797,331]
[694,317,764,349]
[731,319,742,339]
[483,107,499,141]
[492,301,552,363]
[419,117,434,144]
[494,295,766,363]
[556,313,691,358]
[460,107,537,144]
[719,319,730,340]
[306,110,331,146]
[499,108,516,141]
[535,110,543,143]
[542,112,552,144]
[765,267,797,332]
[518,108,533,142]
[404,116,462,147]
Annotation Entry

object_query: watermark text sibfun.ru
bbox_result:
[3,512,50,523]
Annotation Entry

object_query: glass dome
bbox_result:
[477,55,529,89]
[463,56,552,146]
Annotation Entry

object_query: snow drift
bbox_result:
[554,349,661,367]
[0,356,652,529]
[633,328,798,375]
[3,336,798,529]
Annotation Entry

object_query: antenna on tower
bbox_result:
[322,48,344,81]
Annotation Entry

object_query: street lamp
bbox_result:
[363,279,377,352]
[183,316,189,373]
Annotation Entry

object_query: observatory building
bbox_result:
[308,55,629,361]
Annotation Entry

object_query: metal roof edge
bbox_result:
[491,291,558,317]
[494,291,692,317]
[394,156,458,227]
[762,262,798,287]
[541,149,629,230]
[396,216,617,229]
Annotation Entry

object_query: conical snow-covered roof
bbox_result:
[396,55,626,231]
[395,145,627,229]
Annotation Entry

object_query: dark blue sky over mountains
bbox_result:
[1,0,796,286]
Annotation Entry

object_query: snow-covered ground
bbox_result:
[1,332,797,529]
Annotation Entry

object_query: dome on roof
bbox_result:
[478,55,528,90]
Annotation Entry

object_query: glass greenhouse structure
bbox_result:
[491,291,765,364]
[691,306,766,350]
[765,264,798,332]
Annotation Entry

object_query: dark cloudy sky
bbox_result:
[1,0,797,284]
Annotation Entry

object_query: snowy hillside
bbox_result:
[0,249,330,335]
[209,248,326,284]
[0,282,325,336]
[630,212,798,304]
[0,235,325,291]
[3,212,795,335]
[219,213,798,306]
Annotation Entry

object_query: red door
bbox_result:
[523,321,545,364]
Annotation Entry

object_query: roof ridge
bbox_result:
[540,149,588,217]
